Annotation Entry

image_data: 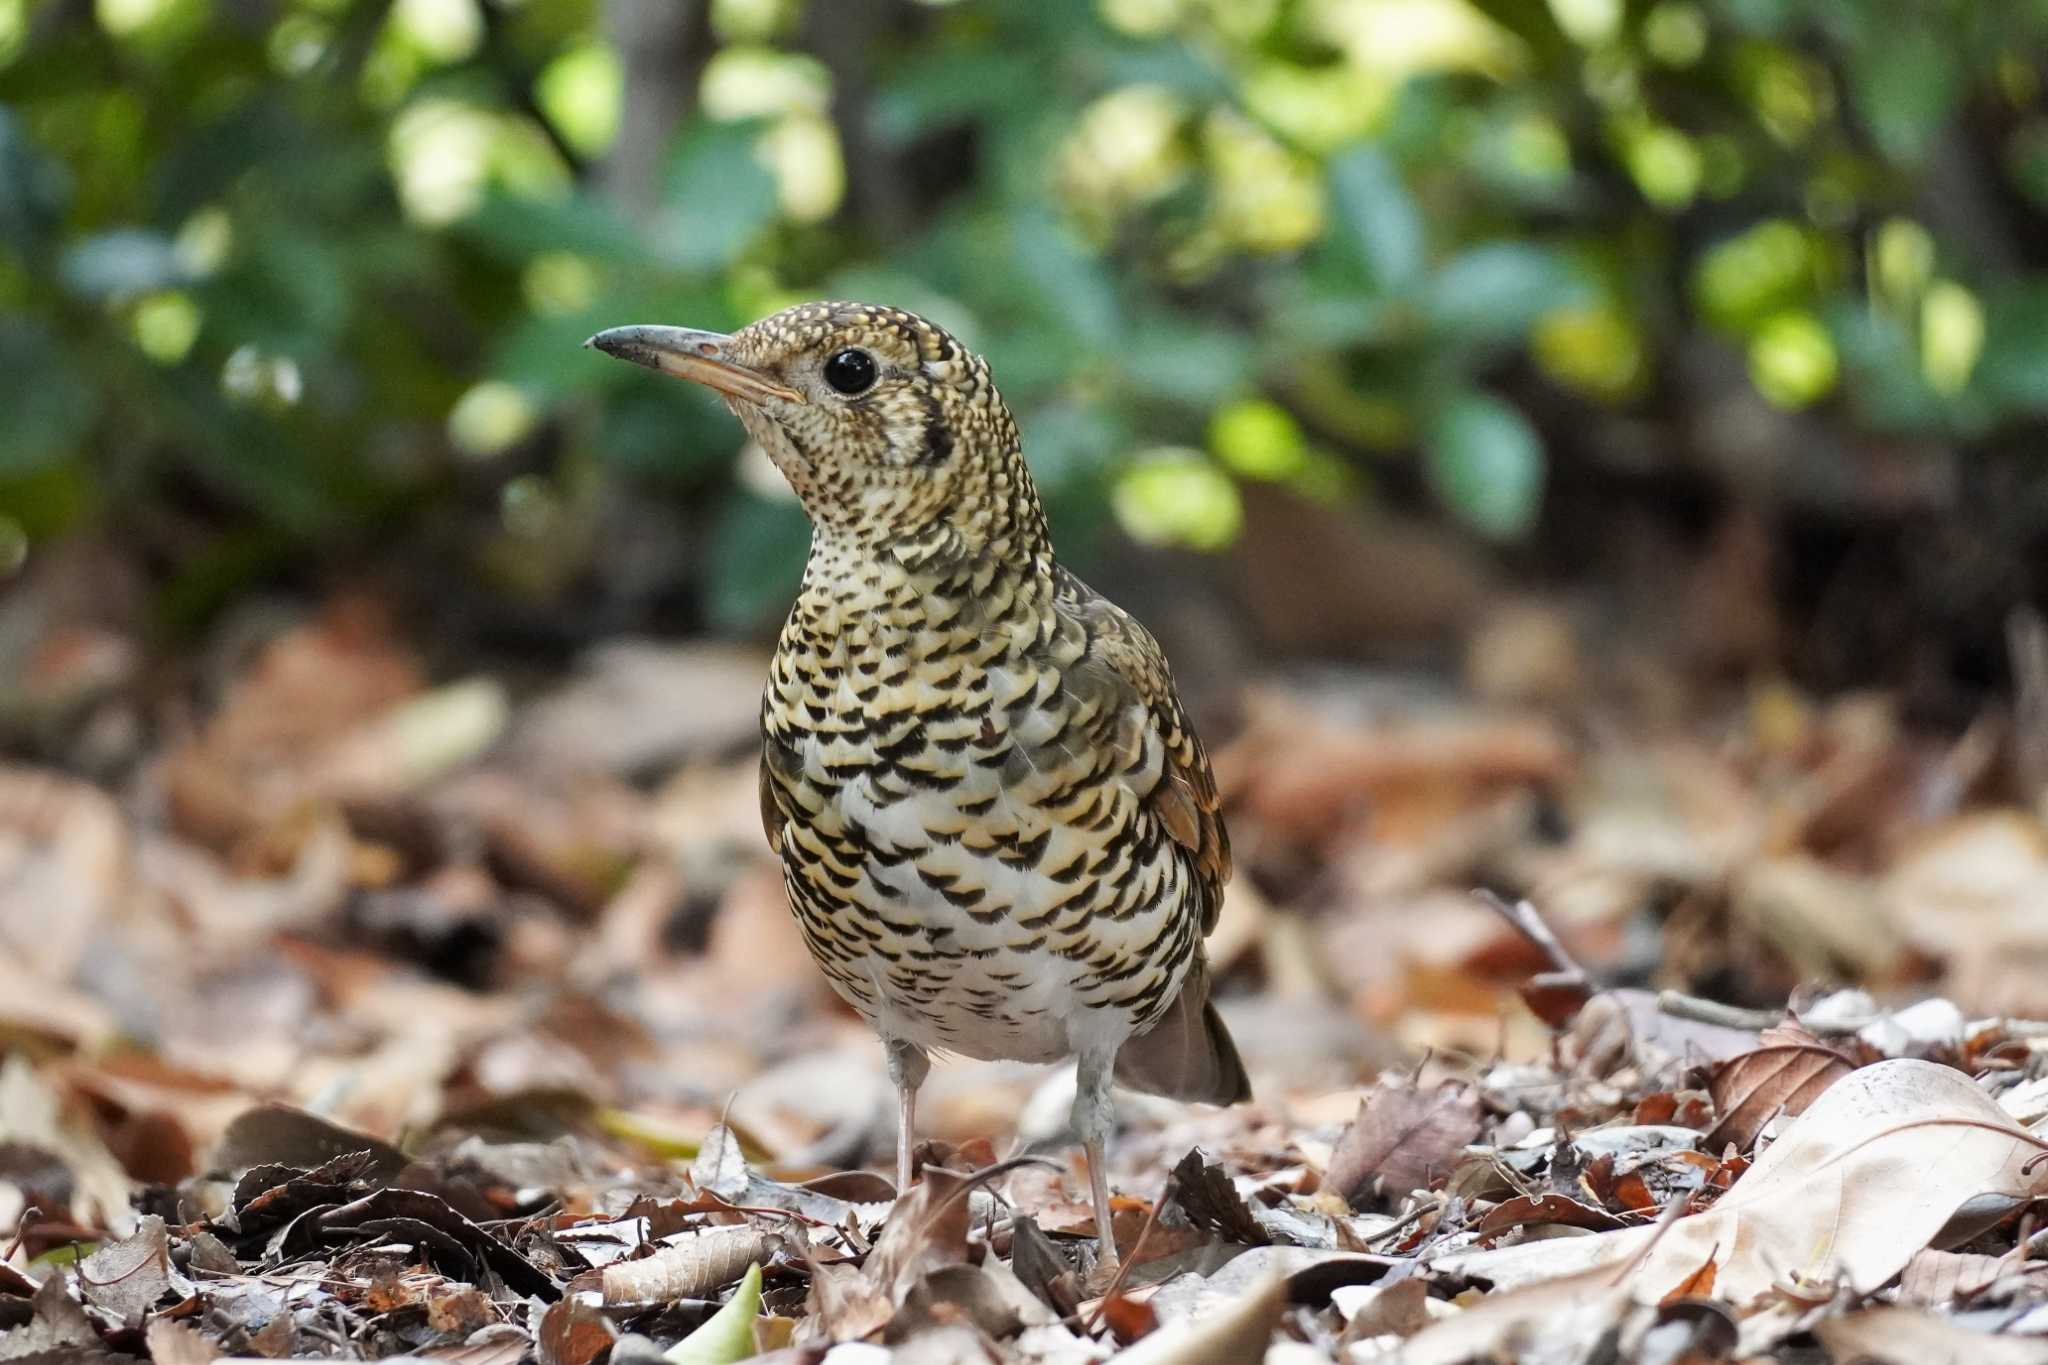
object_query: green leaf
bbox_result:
[0,108,72,250]
[1849,24,1962,166]
[664,1262,763,1365]
[1422,391,1544,540]
[59,228,187,299]
[1976,279,2048,417]
[1328,147,1426,292]
[0,322,97,475]
[1424,243,1588,349]
[708,491,809,632]
[456,188,646,264]
[662,119,779,273]
[1011,212,1119,347]
[1117,316,1253,405]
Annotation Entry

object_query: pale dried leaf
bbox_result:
[1325,1081,1481,1201]
[1101,1273,1287,1365]
[1813,1305,2048,1365]
[1432,1060,2048,1339]
[601,1226,778,1306]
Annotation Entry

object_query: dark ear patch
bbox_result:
[917,392,954,466]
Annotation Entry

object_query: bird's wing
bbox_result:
[1054,569,1231,936]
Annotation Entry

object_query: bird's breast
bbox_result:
[761,573,1195,1058]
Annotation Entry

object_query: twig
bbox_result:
[1363,1196,1441,1248]
[1655,991,1781,1031]
[1475,891,1587,981]
[1081,1174,1173,1337]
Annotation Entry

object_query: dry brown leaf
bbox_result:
[1473,1192,1626,1237]
[1325,1080,1481,1202]
[143,1318,217,1365]
[1896,1247,2026,1305]
[1432,1060,2048,1345]
[1813,1305,2048,1365]
[1097,1272,1287,1365]
[1392,1266,1633,1365]
[1703,1043,1853,1152]
[538,1295,617,1365]
[1658,1247,1718,1304]
[77,1215,185,1325]
[601,1225,778,1305]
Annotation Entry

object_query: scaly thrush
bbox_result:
[588,302,1250,1265]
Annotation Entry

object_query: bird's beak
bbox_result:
[584,325,805,405]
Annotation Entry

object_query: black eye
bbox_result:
[822,348,878,396]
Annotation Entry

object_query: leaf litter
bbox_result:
[3,593,2048,1361]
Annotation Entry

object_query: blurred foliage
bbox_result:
[3,0,2048,634]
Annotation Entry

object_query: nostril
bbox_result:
[696,342,718,356]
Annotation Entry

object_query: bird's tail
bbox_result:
[1113,961,1252,1105]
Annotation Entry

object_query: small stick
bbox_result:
[1081,1175,1173,1337]
[1475,891,1586,981]
[1364,1196,1441,1248]
[1655,991,1780,1031]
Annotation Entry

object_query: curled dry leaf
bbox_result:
[1433,1060,2048,1344]
[601,1226,780,1306]
[1325,1080,1481,1203]
[1703,1042,1854,1152]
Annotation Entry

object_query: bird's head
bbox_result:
[587,301,1040,564]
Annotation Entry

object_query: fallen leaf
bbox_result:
[143,1318,217,1365]
[1102,1272,1287,1365]
[1658,1247,1717,1304]
[1326,1080,1480,1203]
[1813,1305,2048,1365]
[663,1260,762,1365]
[1897,1247,2031,1305]
[602,1226,779,1306]
[1703,1043,1854,1152]
[1472,1193,1626,1237]
[76,1214,186,1324]
[1433,1060,2048,1344]
[538,1293,618,1365]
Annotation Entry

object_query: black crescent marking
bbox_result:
[917,391,954,466]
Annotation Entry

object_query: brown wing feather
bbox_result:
[1054,570,1231,936]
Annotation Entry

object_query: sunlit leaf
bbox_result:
[1423,390,1544,539]
[59,228,186,299]
[1328,146,1425,292]
[663,1261,762,1364]
[1850,23,1961,166]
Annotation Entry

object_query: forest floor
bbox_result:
[4,586,2048,1364]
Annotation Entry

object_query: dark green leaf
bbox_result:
[0,322,96,475]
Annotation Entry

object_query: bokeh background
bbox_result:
[5,0,2048,1190]
[9,0,2048,692]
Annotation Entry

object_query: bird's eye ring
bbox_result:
[822,348,879,396]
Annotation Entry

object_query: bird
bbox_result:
[586,301,1250,1268]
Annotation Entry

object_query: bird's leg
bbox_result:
[1072,1048,1120,1273]
[884,1037,930,1194]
